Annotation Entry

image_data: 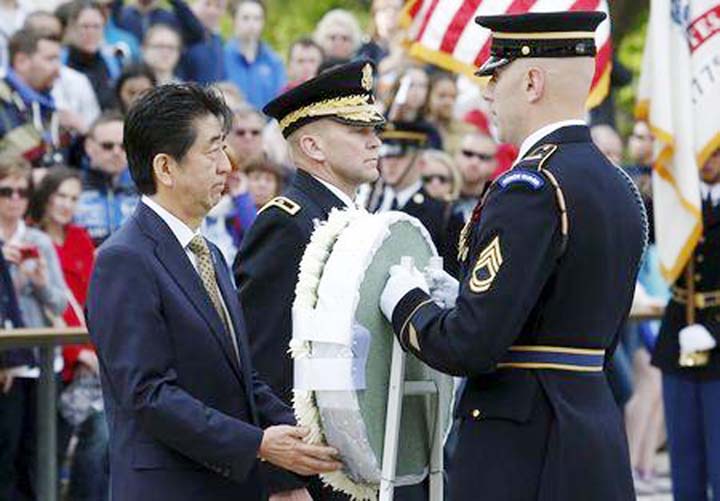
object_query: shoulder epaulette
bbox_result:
[516,144,558,171]
[258,196,301,216]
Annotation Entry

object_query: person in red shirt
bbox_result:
[30,168,95,378]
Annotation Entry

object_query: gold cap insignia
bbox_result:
[361,63,373,91]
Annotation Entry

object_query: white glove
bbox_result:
[380,262,429,321]
[679,324,717,354]
[424,266,459,308]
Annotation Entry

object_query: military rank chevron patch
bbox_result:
[469,236,503,293]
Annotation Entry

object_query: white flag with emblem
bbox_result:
[636,0,720,282]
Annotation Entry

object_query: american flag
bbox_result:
[402,0,613,108]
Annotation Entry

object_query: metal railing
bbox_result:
[0,309,666,501]
[0,327,89,501]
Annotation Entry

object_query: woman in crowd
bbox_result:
[424,70,474,156]
[383,66,443,150]
[64,0,122,110]
[421,149,462,202]
[313,9,362,61]
[141,23,183,85]
[0,155,67,500]
[246,157,283,211]
[28,167,107,501]
[115,62,157,115]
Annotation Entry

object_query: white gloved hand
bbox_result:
[679,324,717,354]
[424,266,459,308]
[380,262,429,321]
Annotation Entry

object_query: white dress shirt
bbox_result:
[700,182,720,207]
[515,120,587,162]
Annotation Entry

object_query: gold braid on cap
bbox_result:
[278,94,383,133]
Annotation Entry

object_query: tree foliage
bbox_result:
[264,0,370,61]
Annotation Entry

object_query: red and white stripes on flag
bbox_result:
[402,0,612,108]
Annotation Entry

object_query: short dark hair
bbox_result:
[288,37,324,61]
[28,167,82,226]
[8,29,61,66]
[124,83,233,195]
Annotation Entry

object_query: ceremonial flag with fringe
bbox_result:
[636,0,720,282]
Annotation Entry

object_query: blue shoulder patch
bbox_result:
[497,170,546,191]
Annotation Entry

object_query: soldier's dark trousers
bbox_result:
[663,374,720,501]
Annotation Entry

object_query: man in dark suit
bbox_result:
[233,60,385,499]
[380,12,646,501]
[367,121,464,277]
[86,83,340,501]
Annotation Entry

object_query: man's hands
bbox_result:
[679,324,717,354]
[424,266,459,308]
[259,425,342,476]
[269,488,313,501]
[380,262,429,320]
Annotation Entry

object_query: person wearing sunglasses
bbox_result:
[0,154,68,500]
[453,131,498,222]
[369,121,464,277]
[74,111,139,246]
[420,149,462,203]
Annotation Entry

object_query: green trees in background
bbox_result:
[220,0,370,60]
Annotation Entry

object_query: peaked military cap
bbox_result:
[378,121,432,158]
[474,11,607,77]
[263,59,386,138]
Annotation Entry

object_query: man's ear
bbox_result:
[525,67,545,104]
[152,153,175,189]
[12,53,30,75]
[298,133,326,163]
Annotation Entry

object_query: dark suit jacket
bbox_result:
[87,202,297,501]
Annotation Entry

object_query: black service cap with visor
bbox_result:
[378,121,433,158]
[474,11,607,77]
[263,59,386,138]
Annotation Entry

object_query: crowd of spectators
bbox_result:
[0,0,693,498]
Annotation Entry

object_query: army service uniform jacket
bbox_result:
[390,125,646,500]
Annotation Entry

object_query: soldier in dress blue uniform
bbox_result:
[233,60,385,500]
[379,12,647,500]
[367,121,464,277]
[651,147,720,500]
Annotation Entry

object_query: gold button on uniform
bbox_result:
[471,409,481,419]
[695,274,702,282]
[697,255,704,263]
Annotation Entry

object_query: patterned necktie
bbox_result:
[187,235,232,337]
